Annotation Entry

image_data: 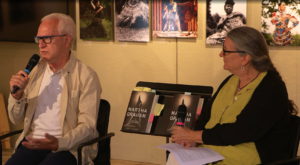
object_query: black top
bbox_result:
[95,6,102,18]
[194,72,292,164]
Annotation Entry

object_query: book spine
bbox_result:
[145,95,159,133]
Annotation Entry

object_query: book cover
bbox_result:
[152,95,174,135]
[165,94,200,135]
[122,91,156,133]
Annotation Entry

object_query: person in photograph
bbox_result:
[89,0,107,37]
[206,0,246,44]
[168,0,182,32]
[81,0,107,38]
[169,26,297,165]
[162,4,172,32]
[271,2,299,46]
[178,0,197,36]
[6,13,101,165]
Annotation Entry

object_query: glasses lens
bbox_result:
[43,37,51,44]
[34,37,40,43]
[222,45,226,53]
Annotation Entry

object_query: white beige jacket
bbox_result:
[8,53,101,165]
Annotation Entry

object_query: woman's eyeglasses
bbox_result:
[223,44,246,55]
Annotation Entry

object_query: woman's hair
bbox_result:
[227,26,298,115]
[278,2,286,12]
[225,0,235,6]
[41,13,76,48]
[278,2,285,7]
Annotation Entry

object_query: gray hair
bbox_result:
[226,26,271,72]
[41,13,76,48]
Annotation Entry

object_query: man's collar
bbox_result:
[61,51,76,74]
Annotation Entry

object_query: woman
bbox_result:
[169,0,182,32]
[169,26,297,165]
[81,0,107,38]
[271,2,299,46]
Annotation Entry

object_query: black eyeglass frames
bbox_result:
[222,44,246,55]
[34,35,67,44]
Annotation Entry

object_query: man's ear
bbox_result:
[65,35,72,47]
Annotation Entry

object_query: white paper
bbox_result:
[157,143,224,165]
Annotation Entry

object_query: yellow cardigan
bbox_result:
[202,72,267,165]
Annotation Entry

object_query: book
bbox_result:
[196,98,204,119]
[145,95,160,133]
[165,94,200,135]
[152,95,174,135]
[122,91,157,133]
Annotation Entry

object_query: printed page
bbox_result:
[157,143,224,165]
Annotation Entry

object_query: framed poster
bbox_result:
[80,0,113,40]
[261,0,300,46]
[153,0,198,38]
[206,0,247,44]
[115,0,149,42]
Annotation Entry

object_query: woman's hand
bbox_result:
[171,126,193,142]
[171,126,204,144]
[175,139,197,148]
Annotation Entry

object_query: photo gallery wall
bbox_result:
[79,0,300,46]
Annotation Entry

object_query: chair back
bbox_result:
[289,115,300,164]
[94,99,111,165]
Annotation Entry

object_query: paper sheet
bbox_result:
[153,103,165,116]
[157,143,224,165]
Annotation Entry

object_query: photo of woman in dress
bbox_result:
[80,0,112,40]
[261,0,300,46]
[270,2,299,46]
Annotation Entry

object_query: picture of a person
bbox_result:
[180,1,197,36]
[206,0,246,44]
[271,2,299,46]
[162,4,173,32]
[169,0,182,32]
[80,0,107,38]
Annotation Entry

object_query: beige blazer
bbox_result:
[8,53,102,165]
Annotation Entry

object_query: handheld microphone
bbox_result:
[176,99,187,127]
[11,54,40,94]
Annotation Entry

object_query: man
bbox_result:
[6,13,101,165]
[206,0,246,44]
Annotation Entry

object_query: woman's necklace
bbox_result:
[237,72,260,92]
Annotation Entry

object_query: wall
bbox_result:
[0,0,299,164]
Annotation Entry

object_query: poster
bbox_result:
[115,0,149,42]
[80,0,113,40]
[206,0,247,44]
[153,0,198,38]
[261,0,300,46]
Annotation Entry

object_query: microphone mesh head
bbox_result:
[25,54,40,72]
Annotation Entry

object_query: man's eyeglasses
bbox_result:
[223,44,246,55]
[34,35,67,44]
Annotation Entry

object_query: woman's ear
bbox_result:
[241,54,251,66]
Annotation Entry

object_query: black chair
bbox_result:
[261,115,300,165]
[0,99,114,165]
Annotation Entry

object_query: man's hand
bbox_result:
[10,70,29,100]
[22,133,59,151]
